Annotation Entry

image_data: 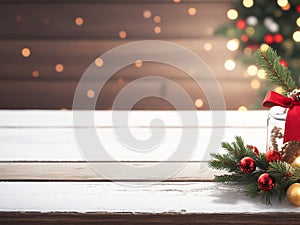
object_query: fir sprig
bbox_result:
[209,136,298,205]
[255,47,296,95]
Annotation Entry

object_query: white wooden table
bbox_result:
[1,110,300,224]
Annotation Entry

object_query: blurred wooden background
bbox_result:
[0,0,260,110]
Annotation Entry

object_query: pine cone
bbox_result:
[270,126,283,151]
[280,141,300,164]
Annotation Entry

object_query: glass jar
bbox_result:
[266,106,287,151]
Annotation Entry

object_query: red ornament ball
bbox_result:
[236,19,246,29]
[274,34,283,43]
[264,34,274,44]
[241,34,249,42]
[246,145,259,156]
[258,173,275,191]
[239,157,256,174]
[266,150,282,162]
[279,59,288,67]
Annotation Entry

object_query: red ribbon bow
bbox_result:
[263,91,300,143]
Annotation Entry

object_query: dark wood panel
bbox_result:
[0,212,300,225]
[0,2,229,39]
[0,79,259,109]
[0,39,245,80]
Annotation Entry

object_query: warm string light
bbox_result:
[153,16,161,23]
[296,17,300,27]
[277,0,289,7]
[242,0,254,8]
[135,60,143,68]
[293,31,300,42]
[194,98,204,108]
[224,59,236,71]
[21,48,31,58]
[227,9,238,20]
[203,42,213,51]
[257,69,266,79]
[119,31,127,39]
[247,65,258,76]
[226,39,240,51]
[154,26,161,34]
[250,79,260,89]
[95,58,104,67]
[87,89,95,98]
[238,106,248,111]
[143,10,152,19]
[75,17,84,26]
[32,70,39,78]
[188,7,197,16]
[55,64,64,73]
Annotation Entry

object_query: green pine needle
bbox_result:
[255,47,296,95]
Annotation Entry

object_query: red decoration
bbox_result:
[297,5,300,13]
[264,34,274,44]
[258,173,275,191]
[279,59,288,67]
[239,157,256,174]
[247,145,259,156]
[236,19,246,29]
[274,34,283,43]
[265,150,282,162]
[241,34,249,42]
[263,91,300,143]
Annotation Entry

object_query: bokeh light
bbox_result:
[227,9,238,20]
[226,39,240,51]
[224,59,236,71]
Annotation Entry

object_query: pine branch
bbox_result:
[254,153,268,171]
[209,155,237,172]
[255,47,296,95]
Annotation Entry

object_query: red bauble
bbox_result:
[279,59,288,67]
[274,34,283,43]
[264,34,274,44]
[266,150,282,162]
[241,34,248,42]
[239,157,256,174]
[258,173,275,191]
[236,19,246,29]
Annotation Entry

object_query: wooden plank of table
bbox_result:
[0,182,297,213]
[0,162,223,181]
[1,212,300,225]
[0,110,268,127]
[0,127,267,161]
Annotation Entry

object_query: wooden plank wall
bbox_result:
[0,0,260,110]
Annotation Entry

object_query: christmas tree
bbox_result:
[216,0,300,99]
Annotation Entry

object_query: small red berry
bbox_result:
[247,145,259,156]
[265,150,282,162]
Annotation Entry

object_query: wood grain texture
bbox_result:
[0,162,223,181]
[0,2,228,39]
[0,212,300,225]
[0,0,259,110]
[0,182,297,213]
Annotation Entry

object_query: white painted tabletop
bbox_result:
[1,110,299,213]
